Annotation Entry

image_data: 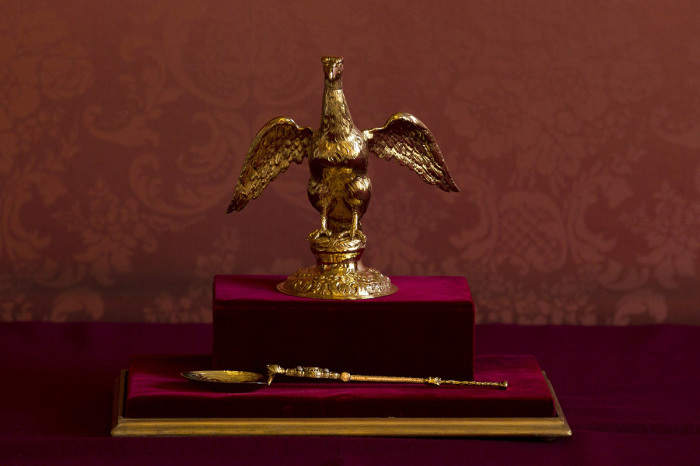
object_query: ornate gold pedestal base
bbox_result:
[277,233,397,300]
[277,264,397,300]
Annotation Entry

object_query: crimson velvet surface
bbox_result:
[126,354,552,419]
[213,275,475,379]
[1,322,698,465]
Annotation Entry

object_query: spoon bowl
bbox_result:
[181,370,268,392]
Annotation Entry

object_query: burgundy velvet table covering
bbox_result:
[125,354,554,419]
[2,322,699,465]
[213,275,475,379]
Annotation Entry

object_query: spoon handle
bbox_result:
[266,364,507,389]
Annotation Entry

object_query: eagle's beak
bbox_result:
[328,66,340,81]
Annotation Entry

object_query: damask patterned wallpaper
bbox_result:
[1,0,699,324]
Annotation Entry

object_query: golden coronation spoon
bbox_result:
[182,364,507,390]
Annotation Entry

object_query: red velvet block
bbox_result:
[213,275,475,380]
[126,354,555,419]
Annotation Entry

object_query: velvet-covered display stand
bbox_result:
[112,275,571,437]
[126,354,553,419]
[213,275,476,379]
[111,354,570,437]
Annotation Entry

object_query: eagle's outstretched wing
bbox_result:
[227,117,314,212]
[364,113,459,192]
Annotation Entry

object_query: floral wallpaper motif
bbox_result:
[1,0,698,324]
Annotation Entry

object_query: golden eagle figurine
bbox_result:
[228,56,459,299]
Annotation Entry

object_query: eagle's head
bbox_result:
[322,56,343,89]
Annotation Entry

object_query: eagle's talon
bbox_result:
[308,228,332,241]
[353,230,367,242]
[339,229,367,243]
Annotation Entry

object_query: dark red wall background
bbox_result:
[1,1,699,324]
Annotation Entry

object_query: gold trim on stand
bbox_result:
[111,371,572,438]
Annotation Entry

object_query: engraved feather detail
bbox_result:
[364,113,459,192]
[227,117,313,212]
